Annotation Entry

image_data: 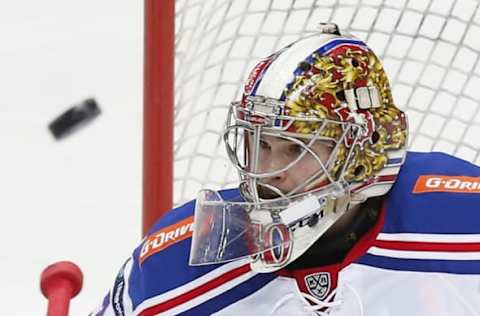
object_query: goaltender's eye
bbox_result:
[287,143,304,156]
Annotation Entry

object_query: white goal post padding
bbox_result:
[173,0,480,204]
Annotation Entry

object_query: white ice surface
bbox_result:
[0,1,143,315]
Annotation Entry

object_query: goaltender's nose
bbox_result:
[261,154,289,187]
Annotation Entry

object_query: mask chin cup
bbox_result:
[251,185,351,273]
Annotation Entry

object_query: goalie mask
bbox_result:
[190,24,408,273]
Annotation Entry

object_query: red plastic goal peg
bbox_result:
[40,261,83,316]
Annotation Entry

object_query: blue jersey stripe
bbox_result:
[357,253,480,275]
[179,273,276,316]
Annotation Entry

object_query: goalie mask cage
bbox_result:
[144,0,480,234]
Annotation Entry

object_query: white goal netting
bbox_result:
[173,0,480,204]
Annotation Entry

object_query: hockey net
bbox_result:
[173,0,480,204]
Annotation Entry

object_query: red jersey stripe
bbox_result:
[374,240,480,252]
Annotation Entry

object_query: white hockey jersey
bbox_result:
[91,151,480,316]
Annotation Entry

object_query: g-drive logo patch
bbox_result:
[140,216,194,264]
[413,175,480,194]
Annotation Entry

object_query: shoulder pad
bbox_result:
[382,151,480,234]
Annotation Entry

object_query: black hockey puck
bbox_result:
[48,98,101,139]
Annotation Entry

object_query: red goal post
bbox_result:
[144,0,174,234]
[144,0,480,234]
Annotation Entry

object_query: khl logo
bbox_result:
[304,272,331,300]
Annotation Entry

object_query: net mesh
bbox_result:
[174,0,480,204]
